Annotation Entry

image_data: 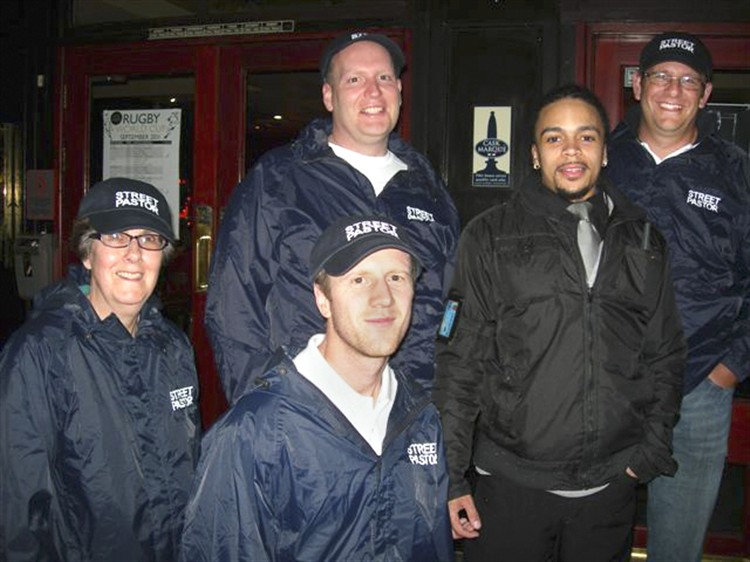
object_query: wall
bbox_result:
[7,0,750,227]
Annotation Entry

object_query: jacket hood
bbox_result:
[30,264,93,321]
[250,348,432,433]
[30,263,165,333]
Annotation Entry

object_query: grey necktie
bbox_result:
[567,201,602,287]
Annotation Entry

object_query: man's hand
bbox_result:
[448,494,482,539]
[708,362,739,390]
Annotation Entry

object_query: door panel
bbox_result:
[90,74,195,331]
[443,25,547,226]
[245,71,327,167]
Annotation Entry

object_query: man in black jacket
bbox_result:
[607,32,750,562]
[434,85,686,561]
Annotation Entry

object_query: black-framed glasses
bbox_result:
[643,71,704,92]
[90,232,168,251]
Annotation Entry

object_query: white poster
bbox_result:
[472,106,512,188]
[103,109,181,237]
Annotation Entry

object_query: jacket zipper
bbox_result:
[580,287,595,487]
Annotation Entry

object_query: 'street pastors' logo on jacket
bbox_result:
[686,189,721,213]
[408,442,438,465]
[115,190,161,215]
[407,206,435,223]
[170,386,194,411]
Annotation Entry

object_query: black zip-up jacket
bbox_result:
[607,107,750,394]
[0,265,201,561]
[434,176,686,498]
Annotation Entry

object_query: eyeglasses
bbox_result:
[643,71,704,92]
[90,232,168,251]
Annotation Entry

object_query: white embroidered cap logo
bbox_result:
[170,386,194,411]
[344,220,399,242]
[659,38,695,54]
[686,190,721,213]
[115,190,160,215]
[408,442,438,466]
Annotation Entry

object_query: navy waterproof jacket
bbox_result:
[180,350,454,562]
[0,265,201,561]
[205,118,460,403]
[607,107,750,394]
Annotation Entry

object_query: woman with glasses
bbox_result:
[0,178,200,562]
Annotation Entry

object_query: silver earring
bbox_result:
[533,162,540,170]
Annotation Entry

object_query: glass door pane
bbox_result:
[90,75,195,332]
[246,71,328,166]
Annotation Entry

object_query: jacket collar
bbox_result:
[519,172,645,225]
[293,118,419,168]
[256,348,431,443]
[30,263,165,340]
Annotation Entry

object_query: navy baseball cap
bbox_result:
[320,31,405,80]
[310,214,422,278]
[77,177,175,241]
[639,32,713,80]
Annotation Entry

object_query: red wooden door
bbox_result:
[55,29,411,428]
[57,41,228,424]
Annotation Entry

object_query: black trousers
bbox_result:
[463,472,637,562]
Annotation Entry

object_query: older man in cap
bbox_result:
[181,214,453,561]
[607,32,750,561]
[206,30,460,404]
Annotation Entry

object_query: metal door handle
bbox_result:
[194,205,213,292]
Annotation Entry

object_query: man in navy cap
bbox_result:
[205,30,460,404]
[181,214,453,561]
[607,32,750,561]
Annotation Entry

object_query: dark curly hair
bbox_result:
[531,84,611,143]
